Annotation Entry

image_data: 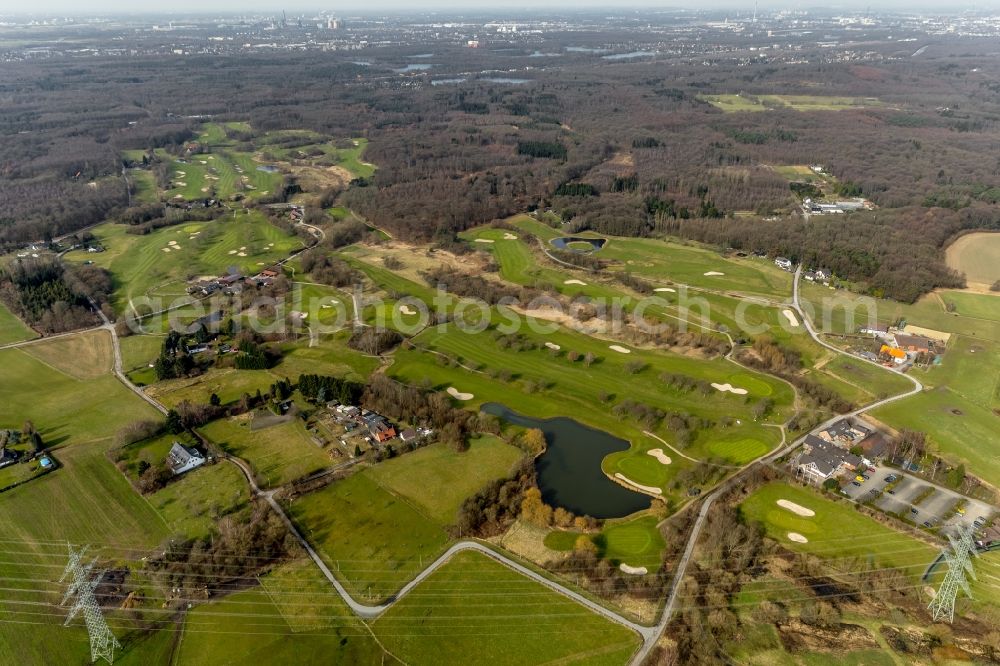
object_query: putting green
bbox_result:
[707,436,770,463]
[729,373,774,396]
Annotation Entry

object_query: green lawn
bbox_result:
[286,471,449,600]
[818,355,913,402]
[148,368,279,408]
[372,550,641,665]
[739,482,937,580]
[545,515,666,572]
[200,416,330,488]
[0,301,36,344]
[365,436,524,524]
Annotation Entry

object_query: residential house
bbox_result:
[860,324,890,338]
[0,447,18,470]
[166,442,206,475]
[892,333,933,355]
[399,428,419,443]
[774,257,793,270]
[880,344,907,364]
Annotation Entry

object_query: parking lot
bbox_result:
[841,463,995,537]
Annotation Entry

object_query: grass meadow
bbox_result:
[371,550,641,665]
[0,301,36,345]
[286,438,524,600]
[544,515,666,572]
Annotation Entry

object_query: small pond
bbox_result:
[481,403,651,519]
[550,236,607,252]
[256,165,279,173]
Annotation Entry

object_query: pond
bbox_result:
[481,403,651,519]
[550,236,607,252]
[256,165,279,173]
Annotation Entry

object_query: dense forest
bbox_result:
[3,37,1000,300]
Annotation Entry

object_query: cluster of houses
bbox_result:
[795,417,888,485]
[187,266,282,297]
[329,403,431,450]
[772,257,833,284]
[858,324,943,366]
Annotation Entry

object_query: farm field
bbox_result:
[147,367,278,408]
[701,94,886,113]
[285,472,449,600]
[0,302,36,345]
[945,231,1000,290]
[365,437,524,523]
[739,482,938,580]
[22,327,113,380]
[389,320,792,492]
[815,355,913,403]
[372,550,641,665]
[174,559,384,665]
[64,212,302,313]
[199,416,330,488]
[0,344,159,446]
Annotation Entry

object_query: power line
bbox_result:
[928,527,979,623]
[60,544,121,665]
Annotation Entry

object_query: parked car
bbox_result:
[884,474,897,482]
[855,475,865,482]
[911,508,919,514]
[852,481,862,487]
[887,489,896,494]
[868,467,877,473]
[922,521,932,527]
[861,474,871,480]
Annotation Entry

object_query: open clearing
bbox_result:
[945,231,1000,290]
[740,482,937,579]
[701,93,887,113]
[372,550,641,665]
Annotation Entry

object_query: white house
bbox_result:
[774,257,793,270]
[166,442,206,475]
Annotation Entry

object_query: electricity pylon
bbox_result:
[60,544,122,665]
[927,527,979,623]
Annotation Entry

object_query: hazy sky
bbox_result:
[2,0,983,14]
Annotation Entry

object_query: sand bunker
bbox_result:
[712,382,748,395]
[654,287,676,293]
[201,187,209,192]
[609,345,631,354]
[168,240,178,245]
[161,247,171,252]
[446,387,474,401]
[703,271,725,276]
[777,499,815,517]
[399,304,417,315]
[237,252,247,257]
[544,342,561,351]
[619,563,648,575]
[564,279,587,285]
[228,250,238,255]
[239,246,247,250]
[198,160,207,164]
[175,181,187,187]
[787,532,809,543]
[474,238,495,244]
[614,473,661,495]
[647,448,672,465]
[503,233,518,240]
[782,309,800,327]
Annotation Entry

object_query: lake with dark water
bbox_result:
[481,403,651,518]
